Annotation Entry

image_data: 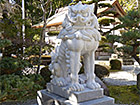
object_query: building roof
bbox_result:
[34,7,68,28]
[97,0,125,16]
[32,0,125,29]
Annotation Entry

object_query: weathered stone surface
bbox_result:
[47,83,104,102]
[37,1,115,105]
[49,1,101,92]
[37,89,114,105]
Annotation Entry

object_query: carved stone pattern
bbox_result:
[49,1,101,92]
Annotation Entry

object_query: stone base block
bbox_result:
[37,90,114,105]
[47,83,103,102]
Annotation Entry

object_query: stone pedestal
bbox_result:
[37,83,114,105]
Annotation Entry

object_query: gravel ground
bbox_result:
[103,65,140,86]
[103,71,137,86]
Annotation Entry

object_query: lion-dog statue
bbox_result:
[49,1,101,92]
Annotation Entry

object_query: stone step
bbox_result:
[47,83,104,103]
[37,89,114,105]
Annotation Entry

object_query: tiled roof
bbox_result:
[32,0,125,29]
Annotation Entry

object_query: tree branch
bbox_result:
[37,0,52,74]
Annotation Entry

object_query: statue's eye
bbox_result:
[82,13,88,17]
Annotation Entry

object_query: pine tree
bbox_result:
[109,8,140,64]
[118,0,138,12]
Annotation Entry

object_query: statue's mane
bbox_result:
[58,2,101,41]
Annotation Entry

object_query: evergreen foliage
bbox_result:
[118,0,138,12]
[0,74,45,102]
[111,8,140,64]
[0,0,71,69]
[0,57,31,75]
[0,38,11,49]
[98,36,111,53]
[98,18,115,26]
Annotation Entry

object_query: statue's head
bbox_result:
[67,1,96,27]
[58,1,100,40]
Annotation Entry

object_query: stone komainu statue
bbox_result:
[49,2,101,92]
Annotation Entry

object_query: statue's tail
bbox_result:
[57,42,71,74]
[49,41,70,78]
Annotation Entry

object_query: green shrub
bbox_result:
[0,74,45,102]
[0,57,31,75]
[29,57,40,65]
[26,74,46,88]
[0,38,11,49]
[79,64,110,79]
[110,59,122,70]
[40,66,51,83]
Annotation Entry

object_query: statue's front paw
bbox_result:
[51,77,67,87]
[86,81,101,90]
[57,77,68,86]
[68,83,84,92]
[79,78,85,84]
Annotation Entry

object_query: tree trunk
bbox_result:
[36,0,51,74]
[94,2,98,16]
[36,12,46,74]
[131,45,140,65]
[132,54,139,64]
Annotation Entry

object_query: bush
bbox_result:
[79,64,110,79]
[95,64,110,79]
[29,57,40,65]
[0,57,31,75]
[110,59,122,70]
[40,66,51,83]
[0,74,45,102]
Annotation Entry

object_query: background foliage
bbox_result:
[0,74,45,102]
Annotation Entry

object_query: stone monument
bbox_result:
[37,2,114,105]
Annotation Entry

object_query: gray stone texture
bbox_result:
[47,83,104,102]
[37,89,114,105]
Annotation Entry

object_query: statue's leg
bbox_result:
[84,51,101,89]
[68,51,84,91]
